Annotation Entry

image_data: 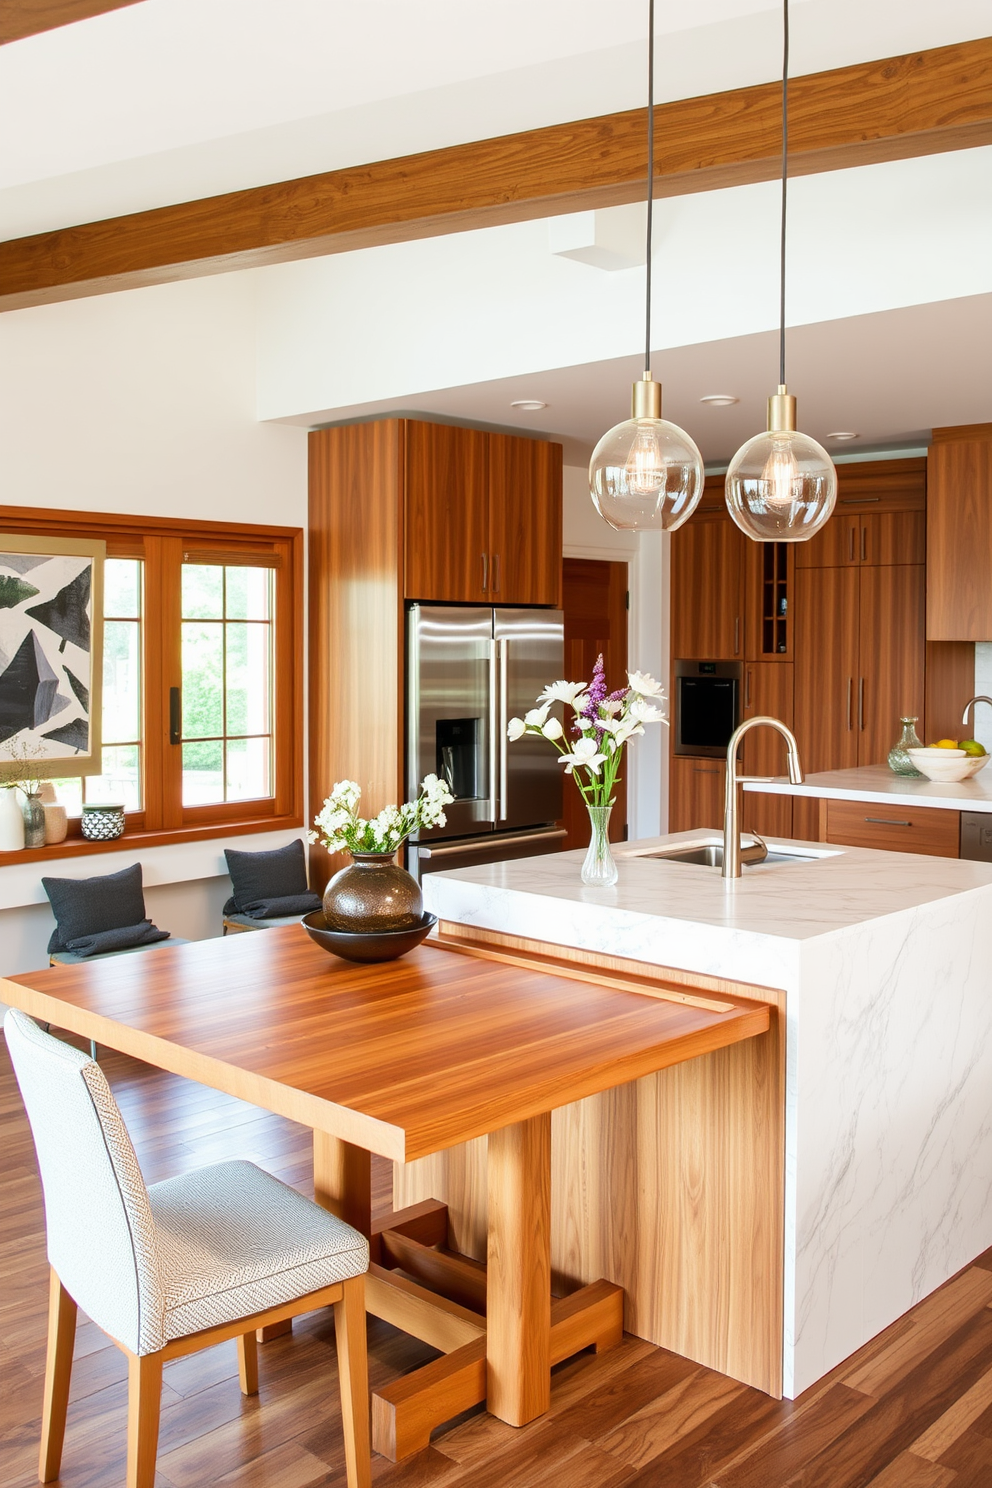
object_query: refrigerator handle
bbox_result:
[498,636,509,822]
[487,639,499,823]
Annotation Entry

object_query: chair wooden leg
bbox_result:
[237,1331,259,1395]
[39,1268,77,1484]
[334,1274,371,1488]
[126,1352,163,1488]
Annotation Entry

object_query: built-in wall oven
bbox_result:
[673,659,743,758]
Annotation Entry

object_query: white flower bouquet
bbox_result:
[506,656,667,808]
[309,775,454,856]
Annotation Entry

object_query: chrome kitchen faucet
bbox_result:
[723,717,804,880]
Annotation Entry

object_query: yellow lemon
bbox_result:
[934,738,960,749]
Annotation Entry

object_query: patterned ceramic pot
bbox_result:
[322,851,423,933]
[81,803,126,842]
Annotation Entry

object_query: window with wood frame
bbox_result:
[1,507,304,860]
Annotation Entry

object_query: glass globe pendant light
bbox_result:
[725,0,837,542]
[589,0,703,532]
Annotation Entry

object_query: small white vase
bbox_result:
[0,789,26,851]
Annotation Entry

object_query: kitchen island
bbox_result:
[421,832,992,1399]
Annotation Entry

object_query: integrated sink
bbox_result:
[623,839,842,870]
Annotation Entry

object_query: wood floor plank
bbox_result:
[621,1389,789,1488]
[934,1425,992,1485]
[862,1450,957,1487]
[843,1267,992,1396]
[597,1367,746,1470]
[710,1384,876,1487]
[912,1364,992,1460]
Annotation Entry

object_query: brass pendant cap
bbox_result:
[631,374,663,421]
[767,385,797,433]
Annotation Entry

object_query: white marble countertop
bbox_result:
[424,829,992,950]
[743,763,992,812]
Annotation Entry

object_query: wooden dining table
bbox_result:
[2,924,771,1460]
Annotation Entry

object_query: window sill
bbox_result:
[0,814,304,874]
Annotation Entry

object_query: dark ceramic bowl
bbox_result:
[301,910,437,964]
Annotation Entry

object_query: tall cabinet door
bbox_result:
[404,422,489,602]
[740,662,795,839]
[670,512,745,660]
[858,565,925,766]
[489,434,562,606]
[794,566,860,774]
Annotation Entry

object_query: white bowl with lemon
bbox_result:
[907,739,989,783]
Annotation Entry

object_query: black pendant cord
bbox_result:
[779,0,789,388]
[644,0,655,377]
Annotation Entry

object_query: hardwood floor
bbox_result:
[2,1034,992,1488]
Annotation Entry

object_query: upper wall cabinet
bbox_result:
[403,421,563,606]
[488,433,562,606]
[927,426,992,641]
[403,422,489,602]
[795,458,926,569]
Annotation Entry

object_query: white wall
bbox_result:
[0,272,308,975]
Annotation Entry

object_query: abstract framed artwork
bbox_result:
[0,534,105,781]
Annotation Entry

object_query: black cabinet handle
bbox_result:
[169,687,182,745]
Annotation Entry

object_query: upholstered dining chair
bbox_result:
[4,1009,371,1488]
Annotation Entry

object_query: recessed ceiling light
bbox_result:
[827,431,860,441]
[699,394,739,407]
[510,399,547,412]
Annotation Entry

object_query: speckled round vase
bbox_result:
[322,851,423,933]
[43,802,68,845]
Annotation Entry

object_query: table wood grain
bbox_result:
[1,929,768,1163]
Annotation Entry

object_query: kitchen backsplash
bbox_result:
[973,644,992,752]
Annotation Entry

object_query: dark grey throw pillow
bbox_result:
[42,863,148,955]
[223,839,310,915]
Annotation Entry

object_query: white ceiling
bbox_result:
[1,0,990,238]
[274,295,992,466]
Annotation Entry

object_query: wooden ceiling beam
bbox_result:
[1,36,989,311]
[1,1,145,46]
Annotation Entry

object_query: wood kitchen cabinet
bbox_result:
[668,756,724,833]
[404,421,563,606]
[794,563,925,773]
[927,424,992,640]
[404,421,489,602]
[795,458,926,571]
[488,432,562,605]
[669,507,745,661]
[794,566,860,774]
[744,541,794,660]
[858,564,925,766]
[740,662,795,838]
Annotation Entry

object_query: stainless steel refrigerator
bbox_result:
[406,604,565,877]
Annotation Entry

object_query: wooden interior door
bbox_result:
[793,566,860,775]
[858,565,926,766]
[740,662,795,839]
[561,558,628,851]
[489,434,562,606]
[403,421,489,602]
[670,511,745,661]
[668,756,724,833]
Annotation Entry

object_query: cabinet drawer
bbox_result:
[824,799,960,857]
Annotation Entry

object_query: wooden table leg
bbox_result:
[486,1112,551,1426]
[313,1129,373,1236]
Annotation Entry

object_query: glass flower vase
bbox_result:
[887,716,924,777]
[581,804,618,887]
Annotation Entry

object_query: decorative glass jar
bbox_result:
[581,804,619,888]
[322,852,423,933]
[21,791,46,848]
[887,717,924,777]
